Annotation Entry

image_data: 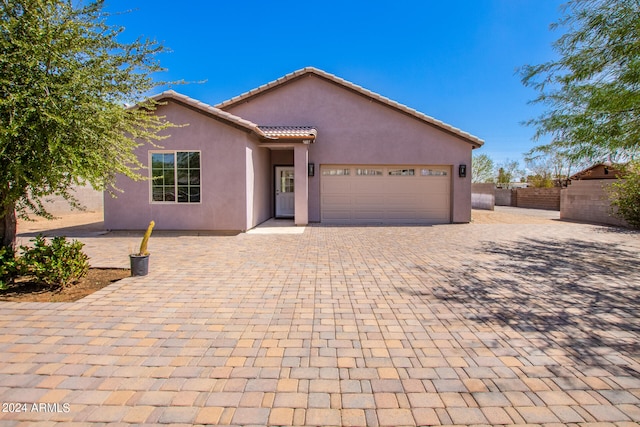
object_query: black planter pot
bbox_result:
[130,254,150,276]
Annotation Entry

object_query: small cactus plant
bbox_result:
[138,220,155,256]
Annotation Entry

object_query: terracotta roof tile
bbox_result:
[258,126,317,139]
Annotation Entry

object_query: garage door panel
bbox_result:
[323,179,351,193]
[386,211,419,220]
[322,194,353,205]
[351,194,382,209]
[322,209,353,220]
[354,210,388,221]
[417,194,449,206]
[321,165,450,224]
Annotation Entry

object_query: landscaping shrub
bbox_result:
[0,246,20,290]
[608,162,640,229]
[20,235,89,287]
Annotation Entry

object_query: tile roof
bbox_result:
[258,126,317,139]
[215,67,484,148]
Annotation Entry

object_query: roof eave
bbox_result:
[140,90,269,139]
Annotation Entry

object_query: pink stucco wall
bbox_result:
[223,74,473,223]
[246,142,272,229]
[104,101,268,231]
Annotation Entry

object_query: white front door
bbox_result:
[275,166,295,217]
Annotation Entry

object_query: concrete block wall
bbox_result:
[495,189,514,206]
[38,184,103,215]
[471,183,495,210]
[515,187,560,210]
[561,180,628,227]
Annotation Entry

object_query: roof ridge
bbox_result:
[215,67,484,147]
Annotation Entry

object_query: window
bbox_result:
[322,168,350,176]
[388,168,415,176]
[280,169,294,193]
[421,168,448,176]
[356,168,383,176]
[151,151,201,203]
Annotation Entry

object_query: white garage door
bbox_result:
[321,165,451,224]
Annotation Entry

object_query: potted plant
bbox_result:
[130,220,155,276]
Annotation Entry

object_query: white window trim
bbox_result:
[149,150,202,204]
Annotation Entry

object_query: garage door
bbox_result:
[321,165,451,224]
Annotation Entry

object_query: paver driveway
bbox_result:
[1,214,639,426]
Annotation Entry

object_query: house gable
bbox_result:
[217,67,484,149]
[218,71,474,165]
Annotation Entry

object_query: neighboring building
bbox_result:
[568,163,623,180]
[104,67,484,231]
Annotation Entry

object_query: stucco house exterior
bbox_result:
[104,67,484,231]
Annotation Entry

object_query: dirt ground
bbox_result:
[471,207,559,224]
[16,210,105,235]
[0,268,130,303]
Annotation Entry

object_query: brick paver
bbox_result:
[1,211,639,425]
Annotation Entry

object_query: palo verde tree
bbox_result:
[521,0,640,227]
[524,147,587,187]
[471,153,495,183]
[495,159,524,188]
[520,0,640,162]
[0,0,175,248]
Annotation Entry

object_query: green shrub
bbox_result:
[0,246,20,290]
[20,235,90,287]
[609,162,640,229]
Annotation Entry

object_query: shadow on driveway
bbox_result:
[412,237,640,371]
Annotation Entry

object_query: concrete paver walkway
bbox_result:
[1,215,639,426]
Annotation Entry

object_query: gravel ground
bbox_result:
[471,206,560,224]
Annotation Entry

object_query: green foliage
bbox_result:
[521,0,640,162]
[20,235,89,286]
[608,162,640,229]
[0,0,177,247]
[472,153,495,183]
[527,174,555,188]
[0,245,20,289]
[495,159,524,187]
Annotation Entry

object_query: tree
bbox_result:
[495,159,524,188]
[471,153,495,183]
[0,0,175,248]
[524,147,587,187]
[608,161,640,229]
[521,0,640,162]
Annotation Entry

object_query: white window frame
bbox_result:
[149,150,202,204]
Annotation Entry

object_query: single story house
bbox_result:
[569,163,623,180]
[104,67,484,231]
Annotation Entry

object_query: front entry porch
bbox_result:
[267,143,310,226]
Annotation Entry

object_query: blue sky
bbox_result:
[105,0,566,166]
